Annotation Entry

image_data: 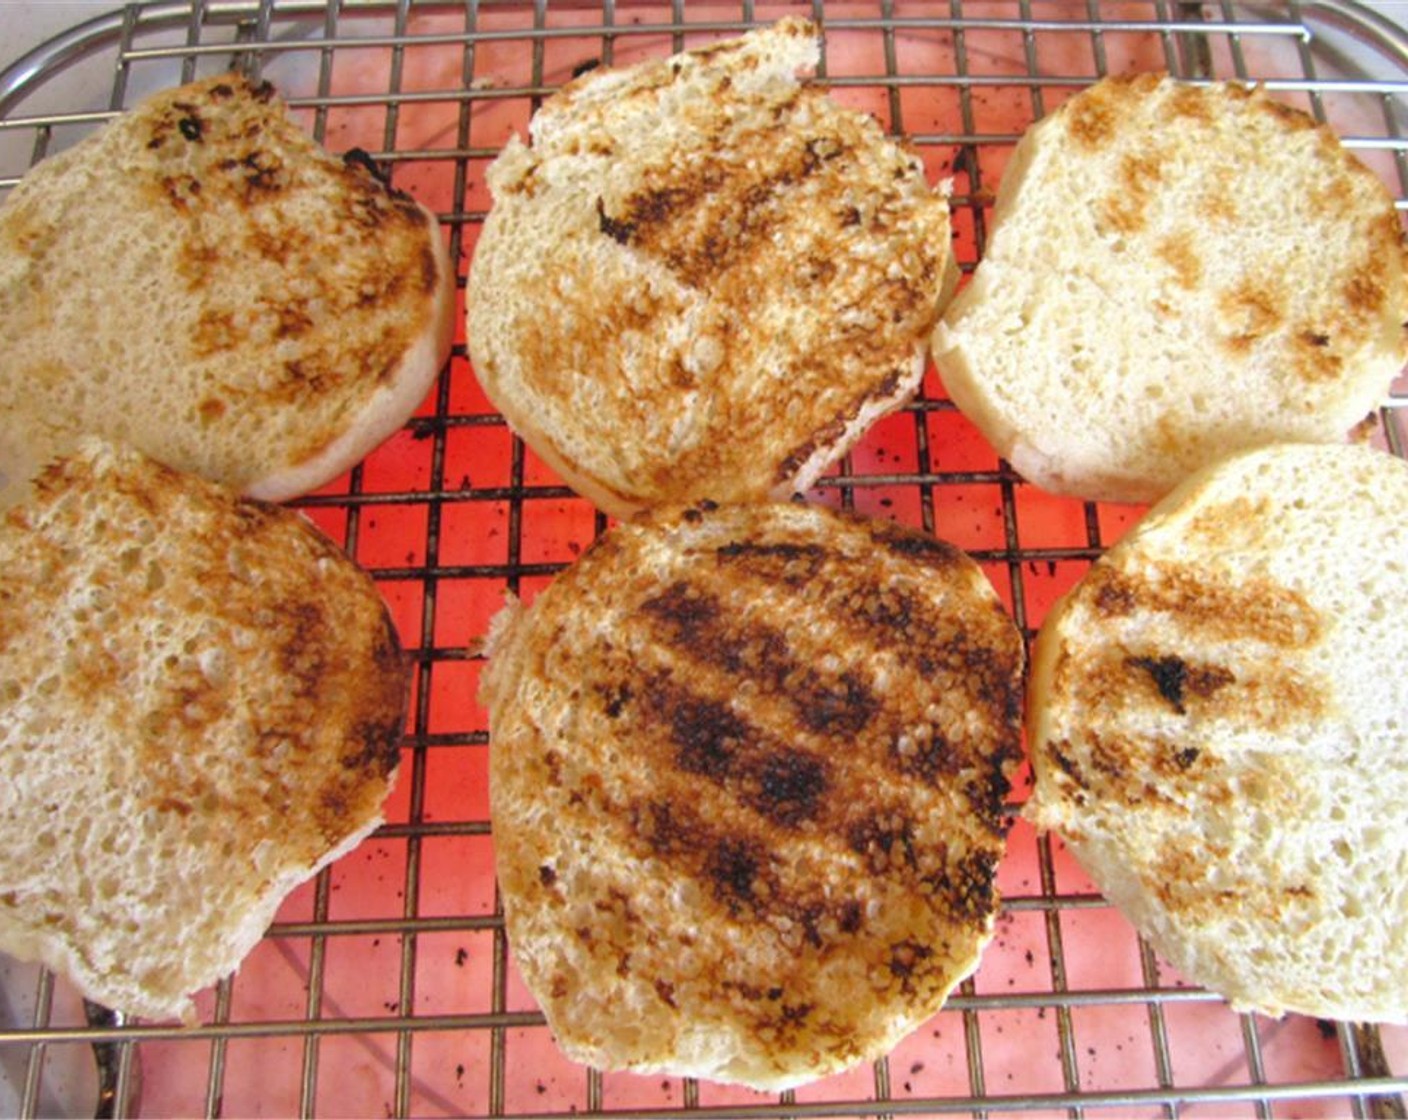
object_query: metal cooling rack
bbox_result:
[1,2,1407,1117]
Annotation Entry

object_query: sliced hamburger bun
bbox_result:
[482,501,1024,1089]
[0,439,408,1022]
[467,19,957,517]
[0,73,455,510]
[933,73,1408,504]
[1025,442,1408,1023]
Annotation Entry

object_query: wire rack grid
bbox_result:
[0,1,1406,1118]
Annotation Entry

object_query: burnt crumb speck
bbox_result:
[454,947,469,967]
[1129,655,1190,714]
[1174,746,1201,769]
[596,197,636,244]
[344,146,392,188]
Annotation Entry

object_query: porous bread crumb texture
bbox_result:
[935,72,1408,503]
[1025,443,1408,1023]
[468,18,954,515]
[482,501,1024,1089]
[0,440,407,1021]
[0,73,450,507]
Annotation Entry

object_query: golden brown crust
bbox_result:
[484,501,1023,1088]
[0,439,407,1019]
[1025,444,1408,1023]
[469,22,952,515]
[0,74,451,503]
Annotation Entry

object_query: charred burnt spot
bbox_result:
[343,716,404,779]
[796,668,877,736]
[871,525,962,569]
[801,135,849,174]
[596,197,637,245]
[838,899,864,934]
[217,149,287,199]
[597,680,634,719]
[923,848,998,926]
[964,756,1015,836]
[889,728,962,784]
[570,58,601,79]
[538,864,558,887]
[178,114,205,143]
[667,692,747,778]
[209,82,235,100]
[1047,740,1087,790]
[753,749,829,827]
[705,836,764,912]
[848,812,918,875]
[1130,654,1190,713]
[1174,746,1201,770]
[343,146,392,188]
[640,580,721,644]
[1127,654,1234,715]
[648,680,832,827]
[888,939,935,995]
[840,205,863,227]
[252,80,277,103]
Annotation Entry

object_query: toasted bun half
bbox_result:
[0,439,408,1021]
[467,19,956,516]
[0,74,455,509]
[482,501,1023,1089]
[1025,443,1408,1023]
[933,73,1408,504]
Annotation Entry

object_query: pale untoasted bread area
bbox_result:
[935,74,1408,504]
[0,74,454,509]
[1025,443,1408,1023]
[483,502,1023,1088]
[0,440,407,1021]
[469,20,953,515]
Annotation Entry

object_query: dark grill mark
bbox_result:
[796,669,877,736]
[756,750,828,827]
[596,197,636,244]
[647,680,830,828]
[640,583,875,745]
[714,540,829,586]
[706,838,761,909]
[1128,655,1234,715]
[669,694,746,777]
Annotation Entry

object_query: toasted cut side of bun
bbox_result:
[0,439,408,1021]
[482,501,1024,1089]
[1025,443,1408,1023]
[468,19,955,516]
[933,73,1408,504]
[0,73,455,510]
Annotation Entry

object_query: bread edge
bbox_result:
[244,201,456,502]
